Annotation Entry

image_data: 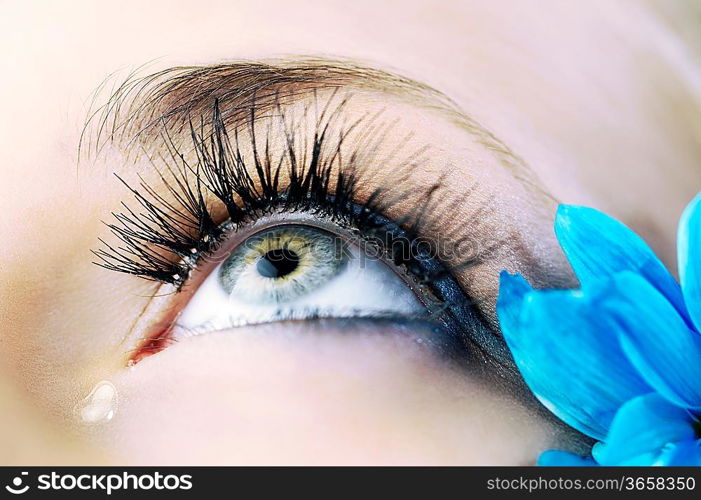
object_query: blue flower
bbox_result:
[497,191,701,466]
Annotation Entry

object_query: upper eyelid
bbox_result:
[90,95,463,285]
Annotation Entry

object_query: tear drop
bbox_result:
[75,380,118,424]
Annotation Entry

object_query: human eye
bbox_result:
[176,223,424,335]
[93,94,512,371]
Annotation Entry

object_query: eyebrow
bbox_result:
[81,57,538,187]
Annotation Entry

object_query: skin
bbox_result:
[1,0,700,465]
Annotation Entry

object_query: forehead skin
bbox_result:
[1,0,700,464]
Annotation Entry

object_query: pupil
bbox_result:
[256,248,300,278]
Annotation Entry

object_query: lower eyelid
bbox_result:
[136,316,470,367]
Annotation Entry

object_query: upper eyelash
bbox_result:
[91,95,455,288]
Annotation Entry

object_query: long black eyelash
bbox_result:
[92,94,449,287]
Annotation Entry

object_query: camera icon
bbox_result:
[5,472,29,495]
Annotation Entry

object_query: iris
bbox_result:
[497,192,701,466]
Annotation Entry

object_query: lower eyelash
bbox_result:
[92,95,458,289]
[175,307,427,334]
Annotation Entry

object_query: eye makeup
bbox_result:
[93,93,519,381]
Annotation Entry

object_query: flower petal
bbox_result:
[678,191,701,332]
[495,271,533,329]
[657,439,701,466]
[596,393,696,466]
[604,272,701,410]
[538,450,597,466]
[497,273,650,439]
[590,442,658,465]
[555,205,689,323]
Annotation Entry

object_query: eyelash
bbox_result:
[93,95,517,376]
[93,96,450,289]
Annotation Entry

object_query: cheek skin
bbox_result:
[82,322,566,465]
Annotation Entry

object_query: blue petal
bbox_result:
[616,452,664,466]
[604,272,701,410]
[497,273,650,439]
[591,441,661,465]
[678,191,701,333]
[495,271,533,329]
[657,439,701,466]
[591,441,606,463]
[596,393,696,466]
[555,205,690,324]
[538,450,597,466]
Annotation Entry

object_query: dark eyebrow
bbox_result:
[80,57,537,186]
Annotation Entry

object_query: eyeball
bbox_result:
[219,226,347,303]
[175,224,424,337]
